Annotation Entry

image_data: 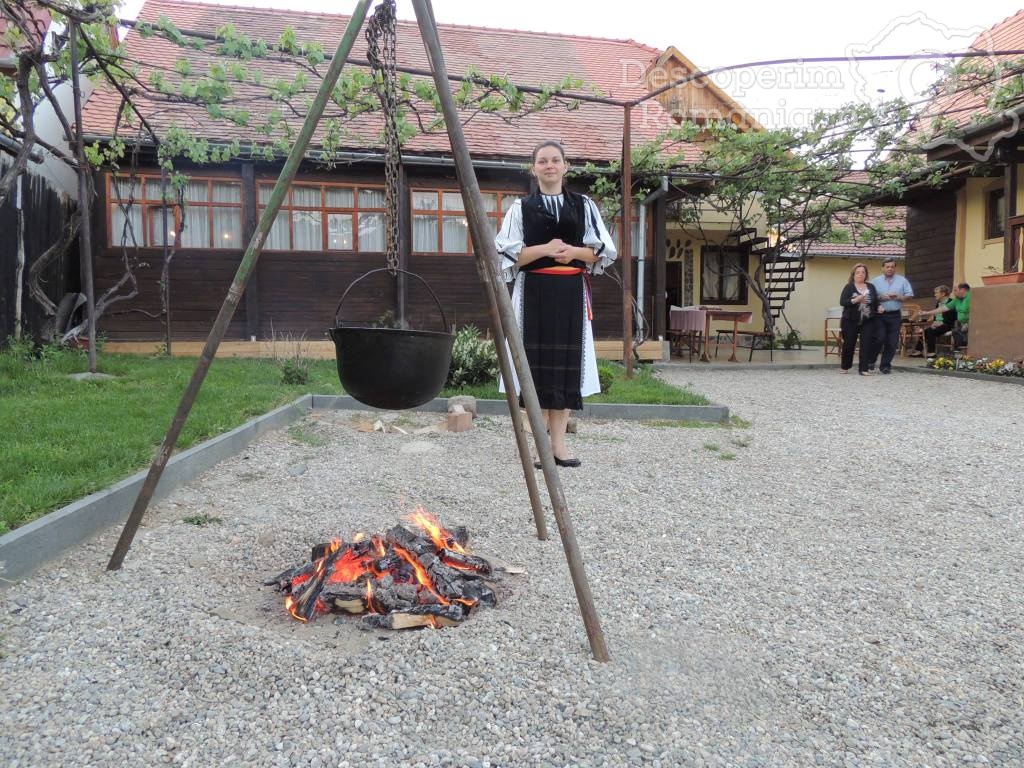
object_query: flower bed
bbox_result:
[927,355,1024,377]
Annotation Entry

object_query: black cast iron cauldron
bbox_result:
[328,268,454,410]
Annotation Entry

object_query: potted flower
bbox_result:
[981,260,1024,285]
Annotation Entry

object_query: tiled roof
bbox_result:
[908,10,1024,144]
[82,0,701,164]
[0,4,51,62]
[805,242,905,259]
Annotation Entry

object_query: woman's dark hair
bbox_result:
[531,139,567,163]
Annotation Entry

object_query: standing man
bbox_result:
[871,258,914,374]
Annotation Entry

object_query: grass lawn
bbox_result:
[1,351,704,533]
[443,361,708,406]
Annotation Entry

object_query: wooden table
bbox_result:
[699,308,754,362]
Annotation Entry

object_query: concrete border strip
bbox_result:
[0,395,313,585]
[891,365,1024,385]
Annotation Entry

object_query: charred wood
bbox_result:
[440,549,493,576]
[359,603,466,630]
[385,526,436,557]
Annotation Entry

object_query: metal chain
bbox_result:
[366,0,401,276]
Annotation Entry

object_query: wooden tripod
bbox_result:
[106,0,609,662]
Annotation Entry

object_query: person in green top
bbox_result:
[911,285,956,356]
[948,282,971,348]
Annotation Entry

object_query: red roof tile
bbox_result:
[805,242,905,259]
[908,10,1024,144]
[82,0,701,164]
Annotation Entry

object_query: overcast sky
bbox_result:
[117,0,1020,128]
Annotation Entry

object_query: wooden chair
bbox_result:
[824,307,844,359]
[898,304,925,358]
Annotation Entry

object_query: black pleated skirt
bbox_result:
[520,271,584,411]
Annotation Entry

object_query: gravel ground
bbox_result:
[2,368,1023,767]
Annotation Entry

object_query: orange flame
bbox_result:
[372,535,386,557]
[393,544,449,606]
[327,548,372,584]
[285,595,307,622]
[404,508,465,554]
[365,580,377,613]
[353,532,366,543]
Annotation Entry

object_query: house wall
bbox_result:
[781,256,892,341]
[906,190,956,293]
[666,225,767,333]
[960,172,1024,284]
[93,162,650,345]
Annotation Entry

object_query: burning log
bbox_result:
[440,548,492,576]
[385,525,436,557]
[320,583,368,614]
[360,604,466,630]
[270,514,509,629]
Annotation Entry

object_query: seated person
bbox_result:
[910,284,956,357]
[948,282,970,348]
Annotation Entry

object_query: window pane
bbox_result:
[183,181,208,203]
[258,185,274,205]
[111,204,143,247]
[359,188,385,208]
[327,213,353,249]
[412,191,437,210]
[292,185,320,208]
[501,195,516,213]
[722,251,741,301]
[326,187,354,208]
[479,193,497,212]
[113,178,140,202]
[213,208,242,248]
[293,210,322,251]
[149,205,176,247]
[145,179,169,202]
[358,213,386,252]
[442,215,468,253]
[412,215,438,252]
[181,205,210,247]
[262,208,290,250]
[442,192,464,211]
[212,182,241,204]
[702,253,718,302]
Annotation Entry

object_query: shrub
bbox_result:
[447,325,499,388]
[596,360,616,394]
[280,358,310,385]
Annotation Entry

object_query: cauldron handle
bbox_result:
[333,267,450,334]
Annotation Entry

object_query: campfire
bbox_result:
[266,510,508,630]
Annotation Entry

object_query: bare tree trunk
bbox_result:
[70,22,98,372]
[14,175,26,340]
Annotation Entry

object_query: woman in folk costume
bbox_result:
[494,140,617,468]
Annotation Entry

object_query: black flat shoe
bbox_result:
[533,457,583,469]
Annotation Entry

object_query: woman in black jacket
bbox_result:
[839,263,880,375]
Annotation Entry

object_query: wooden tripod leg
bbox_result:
[413,0,609,662]
[106,2,372,570]
[476,259,548,540]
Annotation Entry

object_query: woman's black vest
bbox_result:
[520,189,589,271]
